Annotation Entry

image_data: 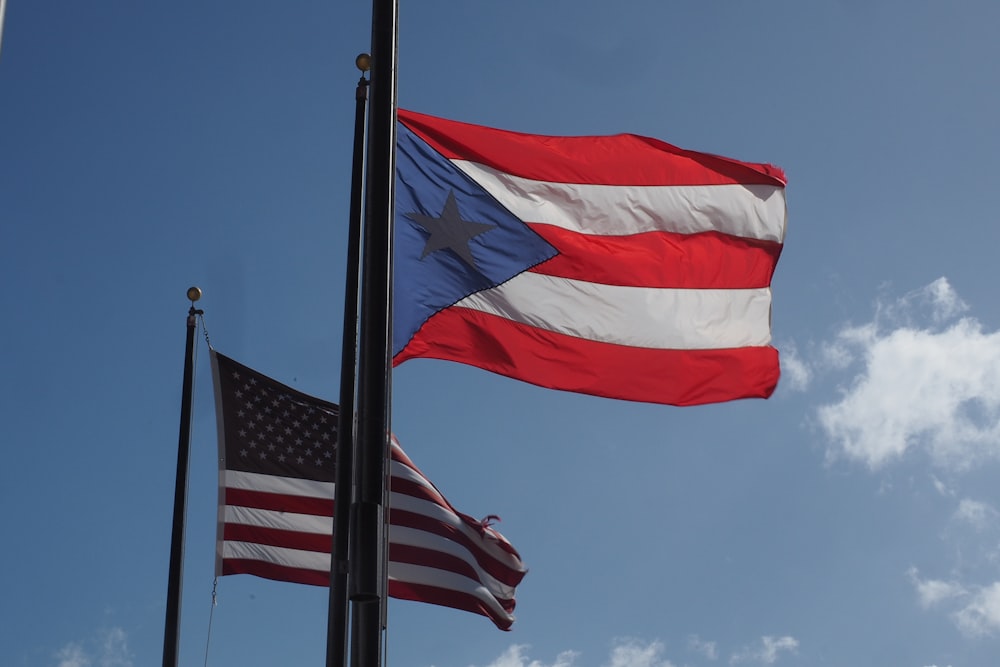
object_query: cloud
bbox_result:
[777,342,811,392]
[908,568,1000,637]
[813,278,1000,470]
[907,567,967,608]
[930,475,954,497]
[53,628,132,667]
[55,643,90,667]
[953,498,998,531]
[472,644,578,667]
[605,639,675,667]
[952,582,1000,637]
[688,634,719,660]
[97,627,131,667]
[471,640,676,667]
[728,636,799,664]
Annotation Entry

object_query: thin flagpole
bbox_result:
[350,0,398,664]
[0,0,8,60]
[326,56,371,667]
[162,287,203,667]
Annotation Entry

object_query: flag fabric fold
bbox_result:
[393,109,787,406]
[211,350,527,630]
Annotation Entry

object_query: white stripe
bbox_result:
[224,492,523,589]
[224,541,330,571]
[224,489,521,579]
[390,525,517,600]
[456,272,773,349]
[224,505,332,535]
[223,469,520,568]
[224,537,513,602]
[389,562,512,618]
[453,160,786,243]
[224,469,334,499]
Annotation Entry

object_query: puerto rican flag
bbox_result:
[393,109,787,406]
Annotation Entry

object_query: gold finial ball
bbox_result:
[187,286,202,302]
[356,53,372,72]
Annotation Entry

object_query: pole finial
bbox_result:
[187,286,202,303]
[356,53,371,73]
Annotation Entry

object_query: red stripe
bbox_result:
[389,543,485,590]
[390,475,491,537]
[225,487,332,517]
[529,224,782,289]
[223,558,514,629]
[390,454,524,562]
[388,580,514,631]
[398,109,785,187]
[391,508,526,587]
[394,308,780,406]
[222,558,329,587]
[223,522,331,553]
[390,473,453,510]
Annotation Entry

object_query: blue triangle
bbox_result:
[393,123,558,356]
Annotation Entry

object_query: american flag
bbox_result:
[210,350,526,630]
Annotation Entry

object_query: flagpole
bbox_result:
[162,287,203,667]
[350,0,398,664]
[326,55,371,667]
[0,0,7,60]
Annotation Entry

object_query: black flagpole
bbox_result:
[162,287,203,667]
[327,55,371,667]
[350,0,398,665]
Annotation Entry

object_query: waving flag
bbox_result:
[393,109,787,406]
[211,351,526,630]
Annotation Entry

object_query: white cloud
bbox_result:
[907,567,967,608]
[97,627,131,667]
[55,643,90,667]
[688,634,719,660]
[930,475,953,497]
[471,640,676,667]
[907,568,1000,638]
[53,628,131,667]
[910,277,969,324]
[605,639,675,667]
[473,644,578,667]
[952,582,1000,637]
[813,278,1000,470]
[777,342,811,392]
[953,498,997,531]
[729,636,798,664]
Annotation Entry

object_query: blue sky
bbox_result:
[3,2,1000,666]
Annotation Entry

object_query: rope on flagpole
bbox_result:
[202,578,218,667]
[198,311,213,351]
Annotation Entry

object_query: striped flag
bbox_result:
[211,351,526,630]
[393,109,787,406]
